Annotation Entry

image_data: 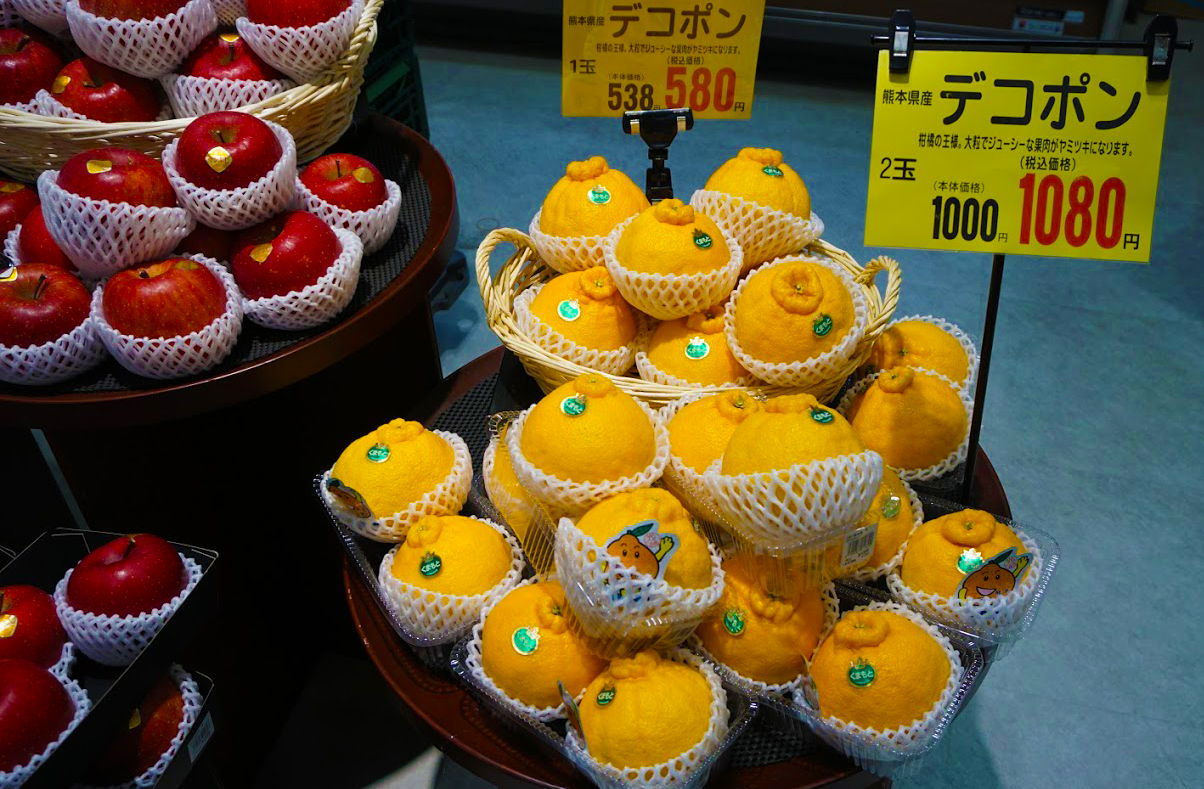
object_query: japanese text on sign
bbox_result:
[865,50,1169,263]
[562,0,766,119]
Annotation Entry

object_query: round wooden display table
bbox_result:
[344,348,1012,789]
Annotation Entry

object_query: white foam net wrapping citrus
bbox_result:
[463,576,575,723]
[482,435,536,537]
[66,0,217,79]
[791,601,964,760]
[54,556,202,667]
[837,367,973,482]
[209,0,242,25]
[703,446,883,552]
[241,227,362,330]
[505,399,671,516]
[871,314,980,393]
[563,648,730,787]
[690,189,825,271]
[513,283,638,376]
[91,254,243,379]
[49,641,75,680]
[688,581,839,697]
[375,517,524,645]
[657,391,734,515]
[37,170,196,280]
[0,313,107,386]
[602,214,743,321]
[887,531,1042,640]
[320,430,472,543]
[163,120,297,230]
[725,254,868,389]
[33,89,174,121]
[528,208,621,274]
[161,73,295,118]
[0,674,91,789]
[236,0,363,83]
[841,477,923,583]
[10,0,68,36]
[294,176,402,255]
[634,330,758,388]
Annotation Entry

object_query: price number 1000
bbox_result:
[931,196,1000,242]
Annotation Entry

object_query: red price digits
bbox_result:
[1018,174,1126,249]
[666,66,736,112]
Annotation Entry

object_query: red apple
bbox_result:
[173,223,232,262]
[0,263,90,346]
[300,154,387,213]
[103,258,226,338]
[0,28,65,105]
[50,58,160,123]
[175,111,282,190]
[66,534,186,617]
[246,0,349,28]
[231,210,338,299]
[181,31,284,81]
[0,586,67,668]
[0,659,74,772]
[17,206,76,273]
[76,0,188,20]
[85,674,183,784]
[0,180,39,241]
[58,147,177,208]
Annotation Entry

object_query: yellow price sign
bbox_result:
[865,50,1170,263]
[562,0,765,119]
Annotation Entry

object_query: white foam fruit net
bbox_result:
[887,531,1043,641]
[235,0,363,83]
[0,674,91,789]
[837,367,974,483]
[703,449,883,553]
[528,208,615,274]
[875,314,980,393]
[91,255,244,379]
[210,0,242,24]
[54,556,202,667]
[657,392,732,516]
[375,517,524,645]
[791,602,964,764]
[563,648,730,787]
[725,254,868,389]
[505,400,671,516]
[162,120,297,230]
[66,0,217,79]
[10,0,69,36]
[242,227,362,330]
[320,430,473,543]
[49,641,75,680]
[3,227,19,263]
[161,73,295,118]
[0,315,107,386]
[37,170,196,280]
[842,477,923,583]
[294,177,402,255]
[634,344,758,388]
[602,214,743,321]
[513,284,637,377]
[690,189,824,273]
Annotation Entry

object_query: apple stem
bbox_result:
[122,535,136,560]
[336,159,342,178]
[32,274,48,301]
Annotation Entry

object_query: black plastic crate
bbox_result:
[364,0,430,138]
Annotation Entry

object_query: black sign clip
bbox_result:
[622,108,694,202]
[888,9,916,74]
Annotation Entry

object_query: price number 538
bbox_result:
[607,67,738,112]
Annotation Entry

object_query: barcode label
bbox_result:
[841,523,878,568]
[187,712,215,762]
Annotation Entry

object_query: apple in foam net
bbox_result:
[76,0,188,20]
[57,147,178,208]
[181,31,284,82]
[0,263,90,347]
[103,258,227,339]
[175,111,283,190]
[300,154,387,213]
[246,0,350,28]
[86,673,184,785]
[17,206,76,272]
[0,27,65,106]
[230,210,340,299]
[0,659,74,773]
[0,586,68,668]
[0,180,39,240]
[51,58,161,123]
[66,534,186,617]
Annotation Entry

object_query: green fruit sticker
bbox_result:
[762,165,784,177]
[419,552,442,577]
[557,299,581,322]
[881,494,902,520]
[366,443,390,463]
[588,185,611,205]
[848,658,875,687]
[810,407,834,424]
[512,626,540,655]
[684,336,710,360]
[957,548,984,574]
[693,228,713,249]
[723,608,745,636]
[596,684,616,706]
[813,314,833,337]
[561,394,587,416]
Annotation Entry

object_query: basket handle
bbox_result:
[475,228,540,319]
[857,255,902,340]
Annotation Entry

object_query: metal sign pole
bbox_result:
[960,253,1005,505]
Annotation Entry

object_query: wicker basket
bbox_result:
[476,227,902,407]
[0,0,382,181]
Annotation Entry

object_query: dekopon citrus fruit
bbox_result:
[613,199,731,276]
[390,515,512,596]
[644,303,750,385]
[331,419,454,518]
[529,266,638,350]
[733,259,855,364]
[704,147,811,219]
[539,156,649,238]
[868,320,971,387]
[667,390,761,474]
[900,508,1025,598]
[845,366,967,471]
